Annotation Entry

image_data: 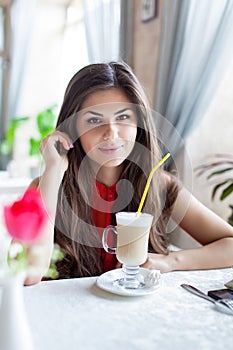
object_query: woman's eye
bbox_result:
[87,117,101,124]
[116,114,129,121]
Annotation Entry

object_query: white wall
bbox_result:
[170,65,233,249]
[186,65,233,222]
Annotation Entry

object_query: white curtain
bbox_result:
[8,0,37,123]
[82,0,121,63]
[154,0,233,155]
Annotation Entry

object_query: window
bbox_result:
[0,0,11,141]
[17,0,88,115]
[0,7,3,110]
[60,0,88,95]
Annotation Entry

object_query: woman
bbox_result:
[25,61,233,284]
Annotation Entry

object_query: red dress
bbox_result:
[91,181,118,272]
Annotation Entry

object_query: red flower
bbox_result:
[4,188,48,243]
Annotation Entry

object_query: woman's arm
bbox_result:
[142,187,233,272]
[24,131,73,285]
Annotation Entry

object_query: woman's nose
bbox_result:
[103,122,118,141]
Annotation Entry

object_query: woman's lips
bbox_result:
[98,145,123,154]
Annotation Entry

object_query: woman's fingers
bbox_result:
[39,131,73,172]
[40,131,73,154]
[141,253,171,273]
[115,261,122,269]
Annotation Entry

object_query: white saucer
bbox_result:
[96,268,161,297]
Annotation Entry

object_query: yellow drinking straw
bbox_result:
[137,152,171,214]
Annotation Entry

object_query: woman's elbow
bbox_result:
[24,275,43,286]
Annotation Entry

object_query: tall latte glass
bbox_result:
[102,212,153,289]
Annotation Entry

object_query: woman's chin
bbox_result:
[101,158,124,168]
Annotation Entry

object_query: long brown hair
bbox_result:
[54,62,179,278]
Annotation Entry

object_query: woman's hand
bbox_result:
[115,253,174,273]
[141,252,173,273]
[40,131,73,172]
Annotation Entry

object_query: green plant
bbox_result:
[196,154,233,201]
[196,154,233,225]
[0,117,29,156]
[29,107,57,157]
[0,107,56,159]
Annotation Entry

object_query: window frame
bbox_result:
[0,0,11,141]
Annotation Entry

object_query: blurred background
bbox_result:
[0,0,233,247]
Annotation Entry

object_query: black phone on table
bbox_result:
[207,288,233,300]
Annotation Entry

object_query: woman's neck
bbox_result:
[96,165,122,187]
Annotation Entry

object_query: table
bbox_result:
[0,172,31,264]
[0,171,31,194]
[21,268,233,350]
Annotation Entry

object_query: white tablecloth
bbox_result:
[0,172,31,264]
[0,171,31,194]
[19,268,233,350]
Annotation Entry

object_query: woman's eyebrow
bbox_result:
[114,108,132,115]
[83,107,132,117]
[83,110,103,116]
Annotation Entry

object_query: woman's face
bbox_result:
[77,88,137,168]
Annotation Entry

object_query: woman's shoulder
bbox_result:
[159,169,172,184]
[159,170,181,211]
[28,177,40,189]
[159,169,180,189]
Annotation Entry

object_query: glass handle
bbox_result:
[102,225,117,254]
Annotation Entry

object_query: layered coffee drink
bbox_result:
[116,212,153,266]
